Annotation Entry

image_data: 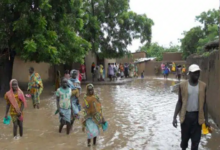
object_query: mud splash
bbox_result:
[0,79,219,150]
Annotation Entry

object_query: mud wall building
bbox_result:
[84,51,116,81]
[186,50,220,127]
[116,52,146,64]
[12,57,54,90]
[163,52,183,61]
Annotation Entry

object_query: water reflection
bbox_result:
[0,79,219,150]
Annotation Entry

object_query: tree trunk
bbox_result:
[0,54,14,97]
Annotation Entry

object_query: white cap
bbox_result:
[188,64,201,74]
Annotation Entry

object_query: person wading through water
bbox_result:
[28,67,43,109]
[82,84,106,147]
[172,64,210,150]
[56,78,73,135]
[5,79,27,139]
[68,70,81,128]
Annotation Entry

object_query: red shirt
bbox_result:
[78,73,82,82]
[80,65,86,73]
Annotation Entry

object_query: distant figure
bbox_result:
[80,64,86,81]
[78,70,82,82]
[99,64,104,81]
[124,63,129,78]
[28,67,43,109]
[64,70,70,79]
[113,63,118,81]
[182,65,186,79]
[108,63,114,81]
[141,71,144,79]
[119,64,124,78]
[164,66,170,79]
[161,63,165,74]
[172,62,176,72]
[177,66,182,81]
[4,79,27,139]
[91,62,95,79]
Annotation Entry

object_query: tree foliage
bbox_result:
[180,9,219,59]
[180,26,204,59]
[138,42,180,61]
[0,0,91,64]
[81,0,154,58]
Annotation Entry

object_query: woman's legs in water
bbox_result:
[13,121,18,137]
[66,122,71,135]
[18,120,23,137]
[59,119,65,133]
[88,139,91,147]
[87,137,97,147]
[93,137,97,145]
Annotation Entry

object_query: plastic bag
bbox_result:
[3,116,11,125]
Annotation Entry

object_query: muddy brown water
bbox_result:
[0,79,219,150]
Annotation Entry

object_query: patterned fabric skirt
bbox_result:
[59,108,71,123]
[86,118,99,139]
[11,114,23,123]
[31,88,43,106]
[71,100,80,115]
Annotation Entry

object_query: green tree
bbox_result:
[0,0,91,94]
[180,9,219,59]
[196,24,219,53]
[138,42,179,61]
[81,0,154,58]
[180,26,204,59]
[195,9,219,33]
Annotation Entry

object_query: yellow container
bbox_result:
[202,123,213,135]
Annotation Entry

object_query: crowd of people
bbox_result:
[160,62,187,81]
[3,67,107,147]
[91,62,139,82]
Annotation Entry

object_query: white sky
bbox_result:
[128,0,219,52]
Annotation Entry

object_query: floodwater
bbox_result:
[0,78,220,150]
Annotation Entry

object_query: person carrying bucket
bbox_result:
[172,64,210,150]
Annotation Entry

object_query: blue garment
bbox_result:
[164,68,169,74]
[86,118,100,139]
[59,108,71,123]
[68,78,81,115]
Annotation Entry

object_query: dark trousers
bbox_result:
[177,74,181,80]
[181,112,202,150]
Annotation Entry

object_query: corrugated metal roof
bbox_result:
[134,57,156,63]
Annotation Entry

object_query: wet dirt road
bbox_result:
[0,79,219,150]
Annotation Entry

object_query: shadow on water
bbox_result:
[0,79,219,150]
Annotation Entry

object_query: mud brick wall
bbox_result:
[186,50,220,126]
[163,52,183,61]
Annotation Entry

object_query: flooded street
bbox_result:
[0,79,220,150]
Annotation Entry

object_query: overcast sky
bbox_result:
[127,0,219,52]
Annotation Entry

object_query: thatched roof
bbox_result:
[204,39,219,51]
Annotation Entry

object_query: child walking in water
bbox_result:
[56,78,73,134]
[4,79,27,139]
[82,84,106,147]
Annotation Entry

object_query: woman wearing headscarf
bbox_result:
[4,79,27,139]
[28,67,43,109]
[64,70,70,79]
[82,84,106,147]
[68,69,81,127]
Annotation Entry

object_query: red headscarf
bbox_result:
[6,79,27,113]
